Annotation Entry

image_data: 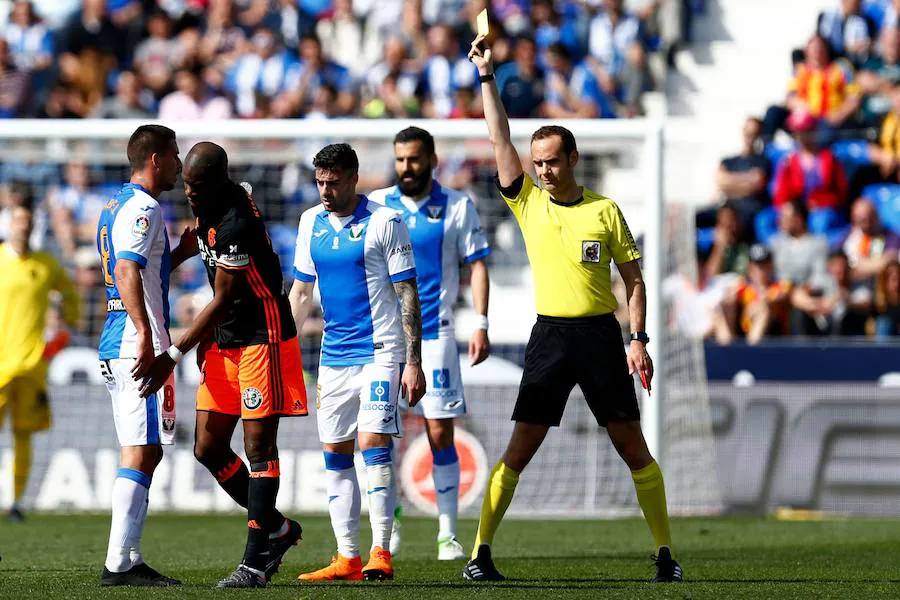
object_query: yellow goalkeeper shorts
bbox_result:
[0,377,51,433]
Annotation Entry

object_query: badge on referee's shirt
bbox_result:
[582,240,601,263]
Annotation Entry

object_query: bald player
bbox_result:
[138,142,308,589]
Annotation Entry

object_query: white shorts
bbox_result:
[401,336,466,420]
[316,362,402,443]
[100,359,176,447]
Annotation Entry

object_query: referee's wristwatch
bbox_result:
[629,331,650,345]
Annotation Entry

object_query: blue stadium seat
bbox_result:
[826,224,851,250]
[864,0,888,30]
[696,226,714,254]
[764,141,793,168]
[831,138,872,183]
[808,207,849,250]
[862,183,900,235]
[755,206,779,245]
[808,207,845,235]
[830,139,871,168]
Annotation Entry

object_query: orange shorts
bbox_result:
[196,337,308,419]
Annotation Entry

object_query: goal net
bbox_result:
[0,119,721,517]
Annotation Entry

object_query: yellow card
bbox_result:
[477,8,489,36]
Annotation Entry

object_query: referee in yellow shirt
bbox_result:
[0,201,80,521]
[463,34,682,583]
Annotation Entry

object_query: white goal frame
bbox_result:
[0,117,666,466]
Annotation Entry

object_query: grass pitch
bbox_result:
[1,513,900,599]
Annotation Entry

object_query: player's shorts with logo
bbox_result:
[100,358,176,446]
[0,376,51,433]
[316,361,402,443]
[514,313,639,427]
[399,335,465,419]
[197,337,308,419]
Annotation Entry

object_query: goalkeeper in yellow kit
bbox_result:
[0,200,80,521]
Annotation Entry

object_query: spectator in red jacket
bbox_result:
[773,110,848,210]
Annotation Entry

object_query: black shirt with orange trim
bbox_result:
[196,182,297,348]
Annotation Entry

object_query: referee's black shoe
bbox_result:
[462,544,505,581]
[651,547,683,582]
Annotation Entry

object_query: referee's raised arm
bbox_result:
[468,34,523,187]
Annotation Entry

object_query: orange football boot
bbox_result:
[362,547,393,581]
[298,555,363,581]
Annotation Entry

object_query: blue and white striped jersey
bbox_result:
[293,196,417,367]
[97,183,172,360]
[368,181,490,340]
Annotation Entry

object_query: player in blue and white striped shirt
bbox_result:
[96,125,198,587]
[290,143,426,582]
[369,127,492,561]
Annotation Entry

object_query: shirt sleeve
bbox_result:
[379,211,416,283]
[110,200,161,268]
[494,172,530,203]
[213,214,251,270]
[456,195,491,263]
[607,202,642,265]
[292,212,317,283]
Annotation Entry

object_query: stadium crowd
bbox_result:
[0,0,692,122]
[695,0,900,344]
[0,0,698,349]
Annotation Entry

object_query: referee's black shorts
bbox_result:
[513,313,639,427]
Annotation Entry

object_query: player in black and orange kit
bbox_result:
[138,142,308,589]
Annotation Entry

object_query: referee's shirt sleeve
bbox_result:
[378,210,416,283]
[494,173,534,215]
[292,210,317,283]
[608,202,642,264]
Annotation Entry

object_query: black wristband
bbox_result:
[479,73,494,83]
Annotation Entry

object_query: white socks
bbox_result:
[105,468,151,573]
[432,446,460,539]
[363,447,395,551]
[128,491,149,567]
[324,452,361,558]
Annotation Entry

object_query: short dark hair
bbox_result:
[788,198,809,222]
[299,33,321,47]
[545,42,571,63]
[393,126,435,156]
[513,35,537,50]
[313,143,359,174]
[127,125,176,172]
[531,125,577,155]
[828,249,848,262]
[8,180,34,210]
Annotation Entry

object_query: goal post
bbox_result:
[0,118,721,517]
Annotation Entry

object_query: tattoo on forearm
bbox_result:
[393,280,422,365]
